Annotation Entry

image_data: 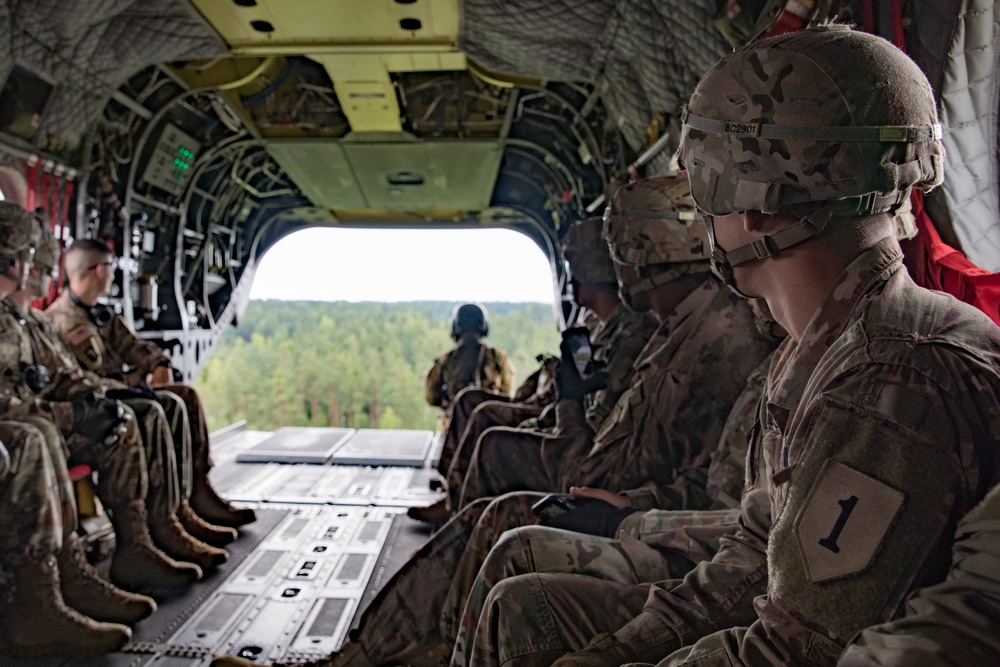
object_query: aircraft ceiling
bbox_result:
[0,0,996,380]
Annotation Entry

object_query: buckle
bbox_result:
[750,236,775,260]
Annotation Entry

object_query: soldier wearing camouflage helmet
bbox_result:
[0,205,138,656]
[0,206,203,603]
[518,25,1000,667]
[8,222,233,572]
[210,188,775,667]
[412,216,659,524]
[450,174,775,511]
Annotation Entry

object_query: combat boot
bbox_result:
[58,532,157,625]
[406,497,451,524]
[210,641,376,667]
[0,556,131,657]
[150,510,229,570]
[109,499,202,596]
[178,498,238,547]
[190,474,257,528]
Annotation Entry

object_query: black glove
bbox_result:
[71,396,131,444]
[105,384,158,402]
[556,341,608,402]
[541,497,641,537]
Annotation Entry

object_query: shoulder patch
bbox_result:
[67,324,91,346]
[795,460,904,583]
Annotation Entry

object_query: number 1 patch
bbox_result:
[794,460,904,583]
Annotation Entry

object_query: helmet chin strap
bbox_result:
[705,208,836,298]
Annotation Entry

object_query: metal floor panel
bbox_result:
[0,428,441,667]
[236,428,356,464]
[331,429,433,467]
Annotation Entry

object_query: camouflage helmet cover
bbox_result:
[561,216,617,285]
[602,175,711,267]
[0,202,37,260]
[678,25,943,218]
[33,224,61,273]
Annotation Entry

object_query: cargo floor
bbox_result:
[1,426,443,667]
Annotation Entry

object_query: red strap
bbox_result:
[900,191,1000,327]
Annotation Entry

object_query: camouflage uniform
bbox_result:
[7,298,182,520]
[450,353,772,667]
[474,240,1000,667]
[838,481,1000,667]
[457,275,776,510]
[445,305,657,509]
[305,350,772,667]
[0,300,148,509]
[0,418,75,572]
[46,289,207,499]
[424,338,514,410]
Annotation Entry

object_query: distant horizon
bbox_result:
[249,227,558,303]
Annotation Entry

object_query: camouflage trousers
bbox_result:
[66,404,148,511]
[457,509,745,667]
[154,389,193,497]
[160,384,213,477]
[124,398,181,521]
[0,418,75,571]
[457,428,561,509]
[446,397,544,510]
[438,388,516,477]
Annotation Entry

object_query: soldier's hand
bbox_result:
[72,396,132,445]
[556,342,608,402]
[542,497,640,537]
[550,634,640,667]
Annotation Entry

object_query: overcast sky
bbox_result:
[248,227,558,303]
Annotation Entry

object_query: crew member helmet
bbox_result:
[602,175,712,267]
[0,202,37,274]
[33,224,61,275]
[678,24,943,219]
[450,303,489,341]
[562,216,617,286]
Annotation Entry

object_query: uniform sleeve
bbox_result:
[658,366,989,667]
[424,355,446,407]
[837,483,1000,667]
[0,395,75,436]
[106,315,171,380]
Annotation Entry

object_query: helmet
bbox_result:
[602,175,711,267]
[679,25,943,219]
[32,221,61,274]
[450,303,489,341]
[561,217,617,286]
[0,202,37,272]
[678,25,944,293]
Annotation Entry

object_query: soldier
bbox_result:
[454,175,777,511]
[413,217,658,523]
[0,419,134,656]
[0,202,202,596]
[209,176,779,667]
[424,303,514,426]
[46,238,256,530]
[466,26,1000,667]
[10,225,231,569]
[838,481,1000,667]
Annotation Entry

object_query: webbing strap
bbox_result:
[682,108,941,143]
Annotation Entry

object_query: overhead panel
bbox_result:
[188,0,464,133]
[342,139,502,211]
[266,137,503,213]
[265,141,365,209]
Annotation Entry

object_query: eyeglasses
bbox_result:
[88,260,116,272]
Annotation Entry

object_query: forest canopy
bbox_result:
[195,300,561,433]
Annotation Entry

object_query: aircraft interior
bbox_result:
[0,0,997,665]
